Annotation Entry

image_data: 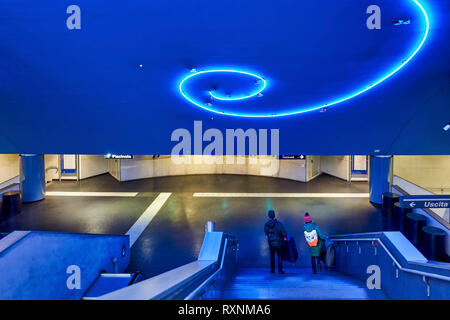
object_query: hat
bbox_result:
[268,210,275,219]
[304,212,312,223]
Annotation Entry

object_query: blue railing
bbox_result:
[329,232,450,299]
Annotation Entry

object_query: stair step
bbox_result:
[221,268,386,300]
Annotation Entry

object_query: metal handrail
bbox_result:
[185,240,229,299]
[330,237,450,282]
[164,233,237,300]
[185,237,238,300]
[393,175,437,196]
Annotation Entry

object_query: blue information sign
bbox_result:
[279,155,306,160]
[104,154,133,159]
[399,195,450,209]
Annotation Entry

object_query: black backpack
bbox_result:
[267,222,281,247]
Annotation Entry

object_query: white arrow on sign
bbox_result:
[409,202,416,208]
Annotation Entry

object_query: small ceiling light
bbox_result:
[374,149,380,153]
[444,123,450,131]
[393,18,411,25]
[320,108,327,113]
[139,64,143,68]
[190,68,197,73]
[257,93,264,97]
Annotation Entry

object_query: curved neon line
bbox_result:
[179,0,429,118]
[179,69,266,106]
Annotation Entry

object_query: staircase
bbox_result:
[220,267,387,300]
[88,232,449,300]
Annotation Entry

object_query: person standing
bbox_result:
[303,212,325,274]
[264,210,287,274]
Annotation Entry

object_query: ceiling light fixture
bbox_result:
[178,0,429,118]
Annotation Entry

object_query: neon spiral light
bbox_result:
[179,69,266,107]
[179,0,429,118]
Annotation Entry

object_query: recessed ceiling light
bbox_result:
[444,123,450,131]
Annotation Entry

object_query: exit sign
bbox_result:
[399,195,450,209]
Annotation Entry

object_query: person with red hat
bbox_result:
[303,212,325,274]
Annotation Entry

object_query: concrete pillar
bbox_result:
[369,155,393,205]
[20,154,45,202]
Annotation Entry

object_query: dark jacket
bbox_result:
[303,221,325,257]
[264,219,287,248]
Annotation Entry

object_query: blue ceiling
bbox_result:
[0,0,448,155]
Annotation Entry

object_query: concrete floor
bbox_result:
[0,173,383,278]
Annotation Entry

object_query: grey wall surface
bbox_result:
[0,231,129,300]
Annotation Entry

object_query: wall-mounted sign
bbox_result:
[352,155,368,174]
[279,155,306,160]
[400,195,450,209]
[61,154,77,173]
[104,154,133,159]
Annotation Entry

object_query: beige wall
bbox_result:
[0,154,20,185]
[45,155,59,182]
[113,155,308,182]
[79,155,109,180]
[393,156,450,194]
[306,156,321,181]
[321,156,350,181]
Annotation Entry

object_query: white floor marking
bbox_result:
[193,193,370,198]
[46,191,139,197]
[126,192,172,247]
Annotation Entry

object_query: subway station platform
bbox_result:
[0,173,382,278]
[0,0,449,303]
